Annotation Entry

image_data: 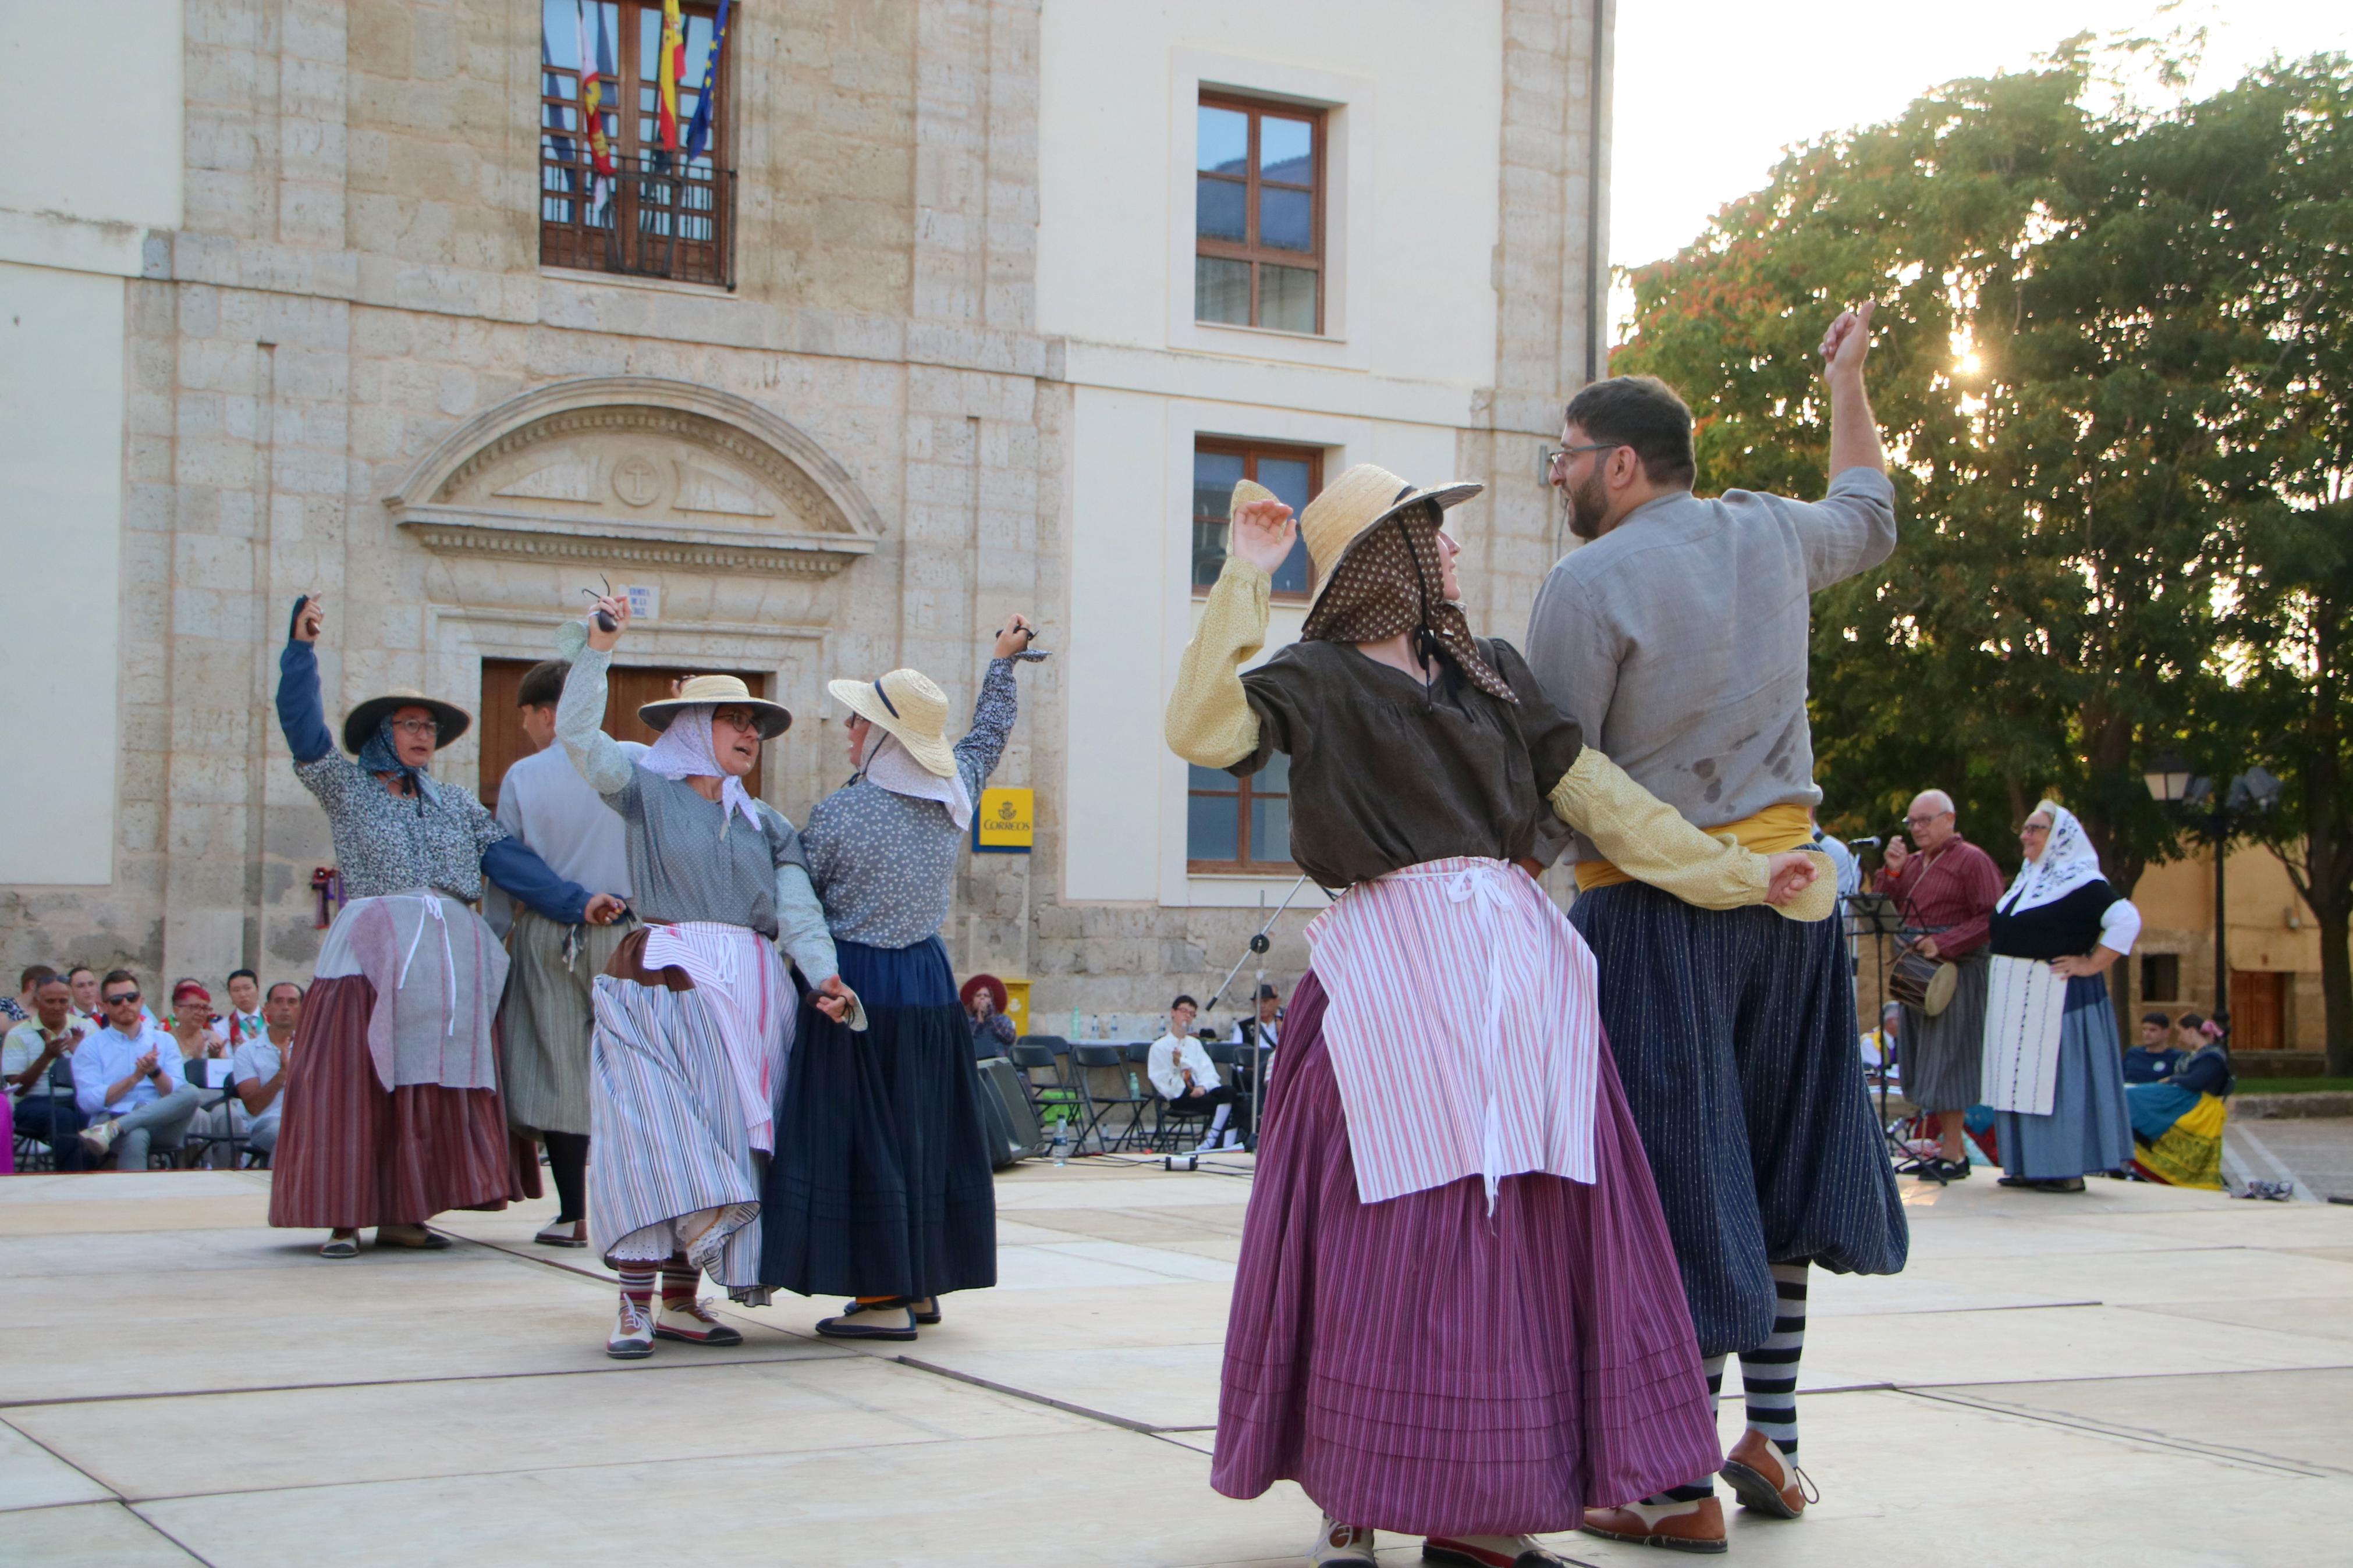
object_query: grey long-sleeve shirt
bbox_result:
[1525,467,1897,857]
[556,646,841,986]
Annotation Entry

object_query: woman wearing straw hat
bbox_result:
[1166,468,1828,1566]
[758,614,1039,1340]
[558,595,859,1357]
[269,595,626,1259]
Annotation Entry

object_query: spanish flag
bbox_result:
[656,0,684,152]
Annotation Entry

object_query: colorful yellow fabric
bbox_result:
[1546,751,1773,912]
[1164,556,1270,770]
[1574,800,1833,923]
[2134,1093,2227,1190]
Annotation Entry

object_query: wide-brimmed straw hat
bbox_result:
[1266,463,1482,614]
[342,688,471,754]
[637,674,793,738]
[828,668,956,778]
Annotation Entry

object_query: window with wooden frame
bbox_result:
[1192,439,1319,596]
[1194,95,1323,333]
[1188,755,1293,873]
[539,1,734,287]
[479,657,766,813]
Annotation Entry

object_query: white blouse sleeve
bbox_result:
[2098,898,2142,955]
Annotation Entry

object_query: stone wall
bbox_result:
[7,0,1611,1033]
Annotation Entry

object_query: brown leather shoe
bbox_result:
[1719,1428,1812,1519]
[1579,1498,1726,1554]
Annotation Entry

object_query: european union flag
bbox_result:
[683,0,730,165]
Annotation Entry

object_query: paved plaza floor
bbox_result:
[3,1155,2348,1567]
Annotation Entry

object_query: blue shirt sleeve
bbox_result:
[277,638,336,765]
[481,838,592,926]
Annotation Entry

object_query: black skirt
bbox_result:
[759,936,998,1299]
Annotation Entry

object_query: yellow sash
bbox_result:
[1575,802,1816,893]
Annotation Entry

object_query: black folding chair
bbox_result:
[176,1058,243,1171]
[1072,1043,1155,1153]
[1010,1037,1087,1138]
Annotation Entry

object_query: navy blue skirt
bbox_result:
[1571,883,1908,1356]
[758,936,998,1299]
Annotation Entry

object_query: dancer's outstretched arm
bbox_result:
[1165,490,1287,769]
[1548,750,1830,919]
[554,606,636,797]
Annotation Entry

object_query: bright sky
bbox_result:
[1609,0,2353,337]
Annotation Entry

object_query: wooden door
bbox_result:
[479,658,766,812]
[2228,969,2286,1051]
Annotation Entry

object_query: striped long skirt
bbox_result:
[1900,950,1991,1114]
[1212,972,1720,1536]
[587,947,784,1297]
[1570,882,1908,1357]
[268,975,537,1230]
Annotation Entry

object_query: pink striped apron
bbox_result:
[1305,856,1600,1206]
[640,922,792,1154]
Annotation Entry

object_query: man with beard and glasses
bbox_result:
[1524,305,1907,1552]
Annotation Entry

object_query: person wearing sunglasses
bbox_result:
[70,972,201,1169]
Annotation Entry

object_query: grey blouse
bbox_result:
[558,648,841,987]
[296,753,506,902]
[804,658,1018,949]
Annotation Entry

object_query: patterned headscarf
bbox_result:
[640,705,764,837]
[1300,501,1517,702]
[355,713,431,813]
[1997,801,2103,913]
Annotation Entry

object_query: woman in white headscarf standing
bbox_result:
[758,615,1039,1341]
[558,595,860,1358]
[1980,801,2139,1193]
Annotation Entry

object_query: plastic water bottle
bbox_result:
[1052,1114,1070,1167]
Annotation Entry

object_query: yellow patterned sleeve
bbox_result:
[1165,555,1273,769]
[1548,748,1832,918]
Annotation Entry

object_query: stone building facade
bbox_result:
[2,0,1612,1039]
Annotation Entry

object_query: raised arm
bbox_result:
[555,619,636,797]
[276,596,336,765]
[1820,301,1885,481]
[1166,488,1289,768]
[953,621,1028,797]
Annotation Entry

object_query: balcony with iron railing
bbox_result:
[540,149,735,290]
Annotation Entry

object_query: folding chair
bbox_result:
[1010,1037,1087,1141]
[176,1058,243,1171]
[1072,1043,1155,1153]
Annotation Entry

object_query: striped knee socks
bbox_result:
[1740,1261,1809,1457]
[616,1264,656,1316]
[661,1254,701,1306]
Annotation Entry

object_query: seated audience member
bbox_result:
[2129,1017,2234,1190]
[1227,983,1284,1108]
[2123,1011,2187,1084]
[228,982,300,1160]
[5,976,91,1170]
[66,966,104,1030]
[212,969,265,1047]
[71,970,200,1169]
[3,965,55,1032]
[960,974,1017,1059]
[1861,1000,1901,1073]
[169,981,232,1075]
[1149,995,1240,1152]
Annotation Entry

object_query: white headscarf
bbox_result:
[638,706,763,837]
[1997,800,2103,914]
[863,732,973,829]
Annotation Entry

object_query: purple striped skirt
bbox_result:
[1212,972,1720,1537]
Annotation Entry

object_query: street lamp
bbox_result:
[2144,754,2282,1029]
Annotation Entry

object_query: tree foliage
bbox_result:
[1614,41,2353,1065]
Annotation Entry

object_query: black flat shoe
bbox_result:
[839,1295,941,1325]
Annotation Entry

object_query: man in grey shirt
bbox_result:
[1529,307,1910,1553]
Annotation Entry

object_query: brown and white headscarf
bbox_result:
[1300,500,1518,702]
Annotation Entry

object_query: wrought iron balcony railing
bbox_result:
[540,149,735,290]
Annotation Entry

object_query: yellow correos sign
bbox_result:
[974,786,1034,852]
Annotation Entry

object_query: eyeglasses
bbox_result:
[2020,822,2050,835]
[104,990,140,1005]
[389,718,439,737]
[1903,811,1952,828]
[1545,442,1624,471]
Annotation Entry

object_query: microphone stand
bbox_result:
[1202,874,1311,1154]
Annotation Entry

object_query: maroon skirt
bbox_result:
[268,974,538,1230]
[1212,972,1720,1536]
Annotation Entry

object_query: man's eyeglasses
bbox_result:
[104,990,140,1005]
[1903,811,1951,829]
[1544,441,1624,471]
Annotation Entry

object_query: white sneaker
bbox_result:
[78,1119,118,1160]
[653,1295,745,1346]
[606,1296,655,1359]
[1308,1516,1376,1566]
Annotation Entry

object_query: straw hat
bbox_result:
[828,668,957,777]
[342,688,471,754]
[1274,463,1482,614]
[637,674,793,738]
